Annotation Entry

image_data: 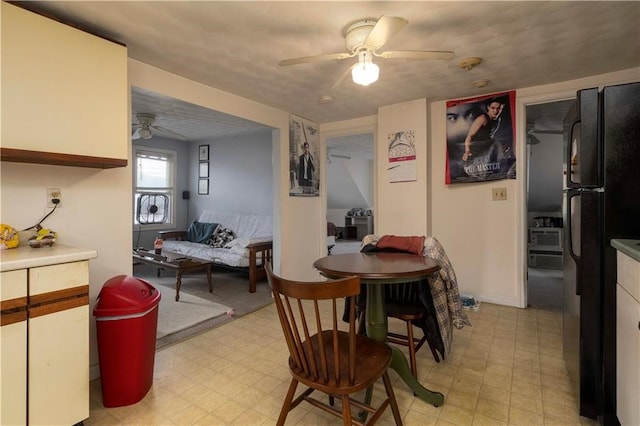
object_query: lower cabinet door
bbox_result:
[617,284,640,426]
[29,305,89,425]
[1,321,27,425]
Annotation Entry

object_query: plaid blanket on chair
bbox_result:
[361,234,471,356]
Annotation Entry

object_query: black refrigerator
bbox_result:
[562,81,640,424]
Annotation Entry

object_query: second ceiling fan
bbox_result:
[279,16,454,88]
[132,113,187,141]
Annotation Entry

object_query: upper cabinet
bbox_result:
[1,3,128,168]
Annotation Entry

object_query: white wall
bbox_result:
[377,98,429,236]
[327,157,373,211]
[190,130,273,218]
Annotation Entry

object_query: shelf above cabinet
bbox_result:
[1,148,127,169]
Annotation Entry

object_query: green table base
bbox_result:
[366,282,444,407]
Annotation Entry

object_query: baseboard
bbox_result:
[475,293,521,308]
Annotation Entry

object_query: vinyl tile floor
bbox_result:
[86,302,597,425]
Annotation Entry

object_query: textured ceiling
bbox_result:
[18,1,639,156]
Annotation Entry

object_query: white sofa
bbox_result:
[158,210,272,293]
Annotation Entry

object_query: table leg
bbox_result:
[175,270,182,301]
[365,283,387,342]
[391,346,444,407]
[366,282,444,407]
[207,265,213,293]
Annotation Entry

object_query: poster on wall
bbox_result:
[289,114,320,197]
[387,130,417,183]
[445,90,516,184]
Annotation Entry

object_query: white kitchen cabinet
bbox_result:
[1,2,128,168]
[0,270,28,425]
[0,246,96,425]
[616,250,640,426]
[29,262,90,425]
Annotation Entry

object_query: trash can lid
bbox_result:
[93,275,161,317]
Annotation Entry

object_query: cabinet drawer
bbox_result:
[29,261,89,296]
[1,269,27,301]
[1,270,28,326]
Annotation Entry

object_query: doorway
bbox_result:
[525,99,574,311]
[326,133,374,254]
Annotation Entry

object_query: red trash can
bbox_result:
[93,275,161,407]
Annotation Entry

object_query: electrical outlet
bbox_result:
[492,187,507,201]
[46,188,62,208]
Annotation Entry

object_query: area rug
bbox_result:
[155,284,231,339]
[133,263,273,349]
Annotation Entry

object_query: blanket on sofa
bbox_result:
[162,211,272,268]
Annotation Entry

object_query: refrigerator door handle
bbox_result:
[566,119,580,189]
[566,189,581,295]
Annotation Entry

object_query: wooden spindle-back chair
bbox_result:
[266,263,403,425]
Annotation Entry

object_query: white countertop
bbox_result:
[0,244,97,271]
[611,239,640,262]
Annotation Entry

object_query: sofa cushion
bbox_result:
[185,221,219,244]
[208,227,235,248]
[198,211,271,239]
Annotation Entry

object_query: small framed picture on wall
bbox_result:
[198,145,209,161]
[199,162,209,178]
[198,179,209,195]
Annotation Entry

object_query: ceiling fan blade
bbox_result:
[151,125,187,140]
[330,63,358,91]
[330,154,352,160]
[527,134,541,145]
[279,52,354,66]
[132,128,141,140]
[375,50,454,60]
[363,16,408,50]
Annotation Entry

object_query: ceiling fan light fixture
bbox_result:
[351,51,379,86]
[139,127,153,139]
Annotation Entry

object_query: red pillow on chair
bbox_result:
[377,235,425,255]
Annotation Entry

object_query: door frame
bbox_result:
[516,90,577,308]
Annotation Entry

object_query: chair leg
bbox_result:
[382,372,403,426]
[341,394,352,425]
[277,378,299,426]
[406,321,418,378]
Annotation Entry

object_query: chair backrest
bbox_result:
[265,263,361,387]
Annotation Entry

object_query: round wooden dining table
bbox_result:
[313,251,444,407]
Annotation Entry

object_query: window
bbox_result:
[134,147,176,228]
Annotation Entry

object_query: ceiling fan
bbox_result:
[132,113,187,141]
[279,16,454,88]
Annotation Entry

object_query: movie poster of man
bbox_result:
[289,114,319,197]
[445,91,516,184]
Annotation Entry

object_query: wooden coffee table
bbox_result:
[132,249,212,301]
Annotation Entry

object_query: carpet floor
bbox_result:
[133,263,273,350]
